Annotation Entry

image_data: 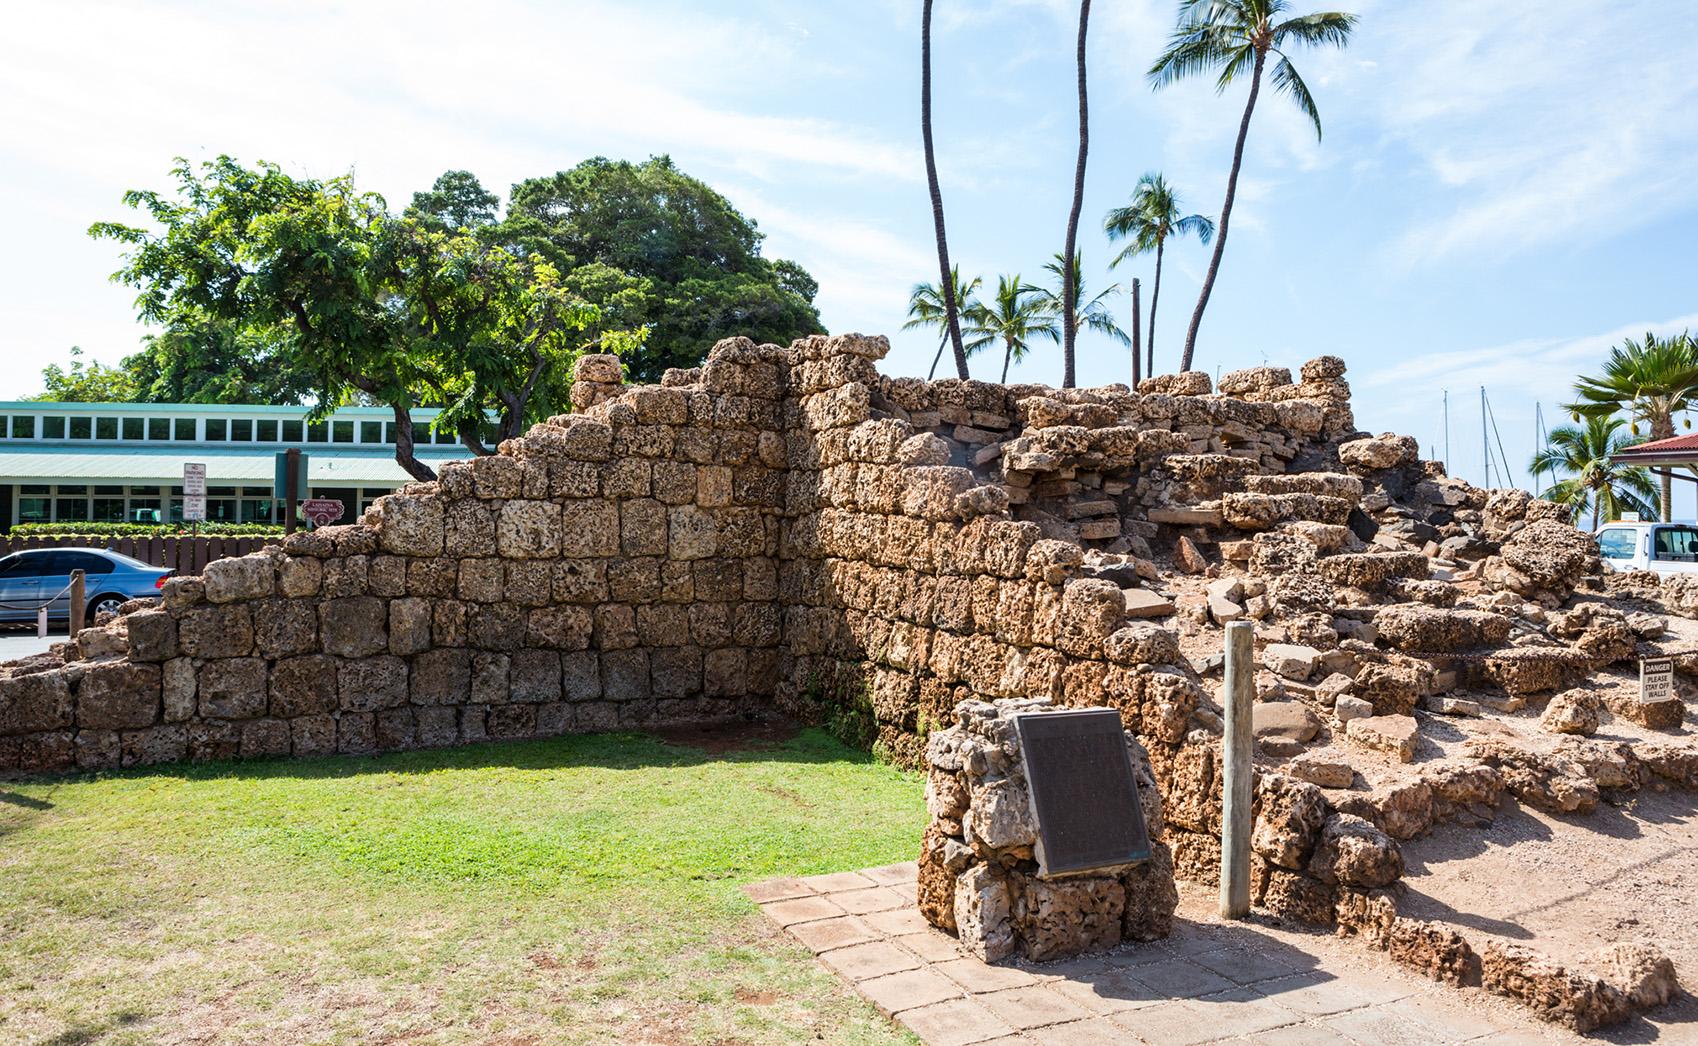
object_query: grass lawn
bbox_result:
[0,727,926,1045]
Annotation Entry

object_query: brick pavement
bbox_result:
[748,865,1583,1045]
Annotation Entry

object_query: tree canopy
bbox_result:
[500,156,824,382]
[77,154,816,478]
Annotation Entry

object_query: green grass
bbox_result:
[0,728,926,1045]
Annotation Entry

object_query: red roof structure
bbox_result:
[1613,432,1698,465]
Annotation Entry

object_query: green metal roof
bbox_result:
[0,401,440,417]
[0,445,466,486]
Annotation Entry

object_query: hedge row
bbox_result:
[7,522,286,538]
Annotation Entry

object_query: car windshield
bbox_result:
[1652,526,1698,562]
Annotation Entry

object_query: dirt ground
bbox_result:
[1400,787,1698,1042]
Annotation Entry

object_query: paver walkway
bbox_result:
[749,866,1588,1045]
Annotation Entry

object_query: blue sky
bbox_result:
[3,0,1696,501]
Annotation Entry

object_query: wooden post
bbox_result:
[1220,619,1254,919]
[69,568,86,636]
[36,606,47,638]
[284,447,300,536]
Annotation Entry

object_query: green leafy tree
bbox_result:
[1104,172,1214,376]
[1566,330,1698,520]
[122,315,316,404]
[1531,416,1658,530]
[28,346,139,402]
[904,268,985,380]
[1150,0,1357,372]
[407,170,500,232]
[92,157,633,481]
[1035,253,1128,376]
[966,275,1058,383]
[500,156,823,382]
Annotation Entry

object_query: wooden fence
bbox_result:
[0,535,282,575]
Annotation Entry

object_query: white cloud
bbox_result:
[1370,1,1698,265]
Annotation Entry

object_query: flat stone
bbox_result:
[933,957,1041,994]
[859,967,965,1015]
[1263,643,1321,681]
[1209,596,1245,624]
[1252,701,1320,743]
[800,870,877,893]
[1333,695,1373,723]
[897,998,1012,1046]
[743,877,810,903]
[1148,506,1224,527]
[834,886,910,914]
[1123,588,1176,619]
[789,915,880,953]
[821,940,923,981]
[1430,696,1482,717]
[763,895,845,926]
[862,907,931,937]
[1288,756,1355,789]
[1346,714,1419,763]
[861,861,919,886]
[976,984,1095,1030]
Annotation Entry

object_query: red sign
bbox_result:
[300,498,345,527]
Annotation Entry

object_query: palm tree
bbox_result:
[1036,252,1130,375]
[1150,0,1357,372]
[1104,172,1214,377]
[1059,0,1094,388]
[921,0,969,379]
[904,268,986,380]
[1566,330,1698,521]
[966,275,1060,383]
[1531,416,1658,531]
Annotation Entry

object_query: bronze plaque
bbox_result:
[1014,708,1151,877]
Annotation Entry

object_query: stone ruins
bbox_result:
[2,332,1694,1030]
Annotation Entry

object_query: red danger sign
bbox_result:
[300,498,345,527]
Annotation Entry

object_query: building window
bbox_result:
[283,419,304,442]
[43,416,65,439]
[95,417,118,439]
[258,419,278,442]
[232,419,253,441]
[93,497,126,522]
[333,420,354,443]
[205,419,227,441]
[69,417,92,439]
[128,497,162,524]
[122,417,144,440]
[148,418,170,440]
[17,497,49,523]
[308,421,328,442]
[0,415,8,437]
[11,416,34,439]
[360,420,383,443]
[55,497,89,521]
[439,426,461,445]
[174,418,195,440]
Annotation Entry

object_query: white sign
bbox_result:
[183,495,207,522]
[183,462,206,496]
[1641,657,1675,703]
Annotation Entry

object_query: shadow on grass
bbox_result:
[42,717,903,789]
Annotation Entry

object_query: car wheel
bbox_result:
[88,594,127,621]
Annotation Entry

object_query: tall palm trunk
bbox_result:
[1148,236,1165,372]
[1180,47,1264,373]
[1130,277,1142,386]
[1002,335,1015,384]
[928,333,947,381]
[1060,0,1092,388]
[921,0,968,379]
[1652,414,1675,521]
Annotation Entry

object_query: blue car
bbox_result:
[0,548,173,622]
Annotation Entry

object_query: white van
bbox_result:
[1594,521,1698,576]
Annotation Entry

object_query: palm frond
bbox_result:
[1273,10,1358,48]
[1270,55,1322,139]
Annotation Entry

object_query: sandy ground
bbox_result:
[1399,788,1698,1042]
